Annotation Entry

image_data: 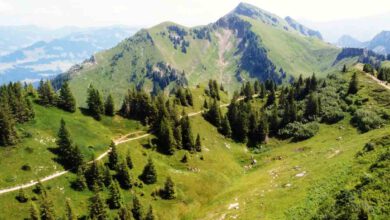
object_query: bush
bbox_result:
[321,106,344,124]
[352,109,384,132]
[21,164,31,171]
[278,122,319,141]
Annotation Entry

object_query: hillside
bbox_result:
[55,3,348,106]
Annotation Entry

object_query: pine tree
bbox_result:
[38,80,56,106]
[181,116,195,152]
[161,177,175,200]
[342,64,347,73]
[103,165,112,187]
[65,199,77,220]
[29,202,40,220]
[0,102,18,146]
[266,89,276,106]
[131,196,143,220]
[157,116,175,155]
[258,114,269,144]
[125,150,133,170]
[104,94,115,116]
[348,72,359,94]
[247,113,259,147]
[108,180,123,209]
[195,134,202,152]
[87,85,104,120]
[89,192,108,220]
[85,159,104,190]
[108,141,119,170]
[140,158,157,184]
[203,99,208,109]
[40,194,56,220]
[268,103,279,135]
[145,205,155,220]
[116,162,132,189]
[73,167,87,191]
[259,83,266,98]
[58,82,76,112]
[304,93,320,120]
[204,99,221,127]
[70,145,84,171]
[56,119,72,164]
[220,116,232,137]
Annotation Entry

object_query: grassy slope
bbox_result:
[0,70,388,219]
[0,103,142,189]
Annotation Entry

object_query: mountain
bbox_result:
[284,16,323,40]
[58,2,348,105]
[336,35,366,48]
[368,31,390,54]
[0,26,138,85]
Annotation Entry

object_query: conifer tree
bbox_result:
[247,113,259,147]
[259,83,266,98]
[220,116,232,137]
[161,177,175,200]
[204,98,221,127]
[348,72,359,94]
[180,116,195,152]
[310,73,318,91]
[38,80,56,106]
[266,89,276,106]
[157,116,175,155]
[203,99,208,109]
[0,102,18,146]
[56,119,72,163]
[185,89,193,106]
[195,134,202,152]
[140,158,157,184]
[342,64,347,73]
[108,141,119,170]
[85,159,104,190]
[108,180,123,209]
[40,193,56,220]
[268,103,279,135]
[304,93,320,120]
[258,114,269,143]
[173,125,182,150]
[125,150,133,170]
[65,199,77,220]
[116,162,132,189]
[104,94,115,116]
[103,166,112,187]
[73,167,87,191]
[145,205,155,220]
[87,85,104,120]
[29,202,40,220]
[89,191,108,220]
[131,196,143,220]
[58,81,76,112]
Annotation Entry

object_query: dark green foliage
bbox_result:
[131,196,143,220]
[257,114,269,144]
[377,67,390,82]
[29,202,40,220]
[259,82,266,98]
[40,193,56,220]
[87,84,104,120]
[304,92,320,120]
[108,180,123,209]
[207,80,220,100]
[65,199,77,220]
[1,82,35,123]
[104,94,115,116]
[278,122,319,141]
[117,205,132,220]
[156,116,176,155]
[266,89,276,106]
[140,158,157,184]
[119,89,157,125]
[116,162,133,189]
[103,166,112,187]
[351,109,384,132]
[268,104,280,135]
[219,116,232,137]
[181,153,188,163]
[145,205,155,220]
[85,160,104,190]
[242,81,254,100]
[58,81,76,113]
[126,151,133,170]
[180,116,195,152]
[195,134,202,152]
[342,64,347,73]
[363,63,374,74]
[33,180,44,195]
[38,79,57,106]
[89,192,108,220]
[227,100,250,142]
[0,102,18,146]
[73,167,87,191]
[203,98,222,128]
[108,141,119,170]
[16,188,28,203]
[174,86,193,106]
[161,177,175,200]
[348,72,359,94]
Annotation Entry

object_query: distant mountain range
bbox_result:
[0,26,138,84]
[337,31,390,55]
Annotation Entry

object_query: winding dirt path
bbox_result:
[364,72,390,90]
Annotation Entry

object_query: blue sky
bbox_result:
[0,0,389,28]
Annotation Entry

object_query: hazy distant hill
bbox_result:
[0,26,138,84]
[337,31,390,55]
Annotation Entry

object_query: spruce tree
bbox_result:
[108,180,123,209]
[342,64,347,73]
[40,193,56,220]
[104,94,115,116]
[161,177,175,200]
[58,81,76,112]
[56,119,72,165]
[266,89,276,106]
[85,159,104,190]
[38,80,56,106]
[108,141,119,170]
[0,102,18,146]
[87,85,104,120]
[304,93,320,120]
[258,114,269,144]
[29,202,40,220]
[116,162,132,189]
[126,150,133,170]
[73,167,87,191]
[195,134,202,152]
[145,205,155,220]
[89,192,108,220]
[103,165,112,187]
[348,72,359,94]
[220,116,232,137]
[259,83,266,98]
[131,196,143,220]
[140,158,157,184]
[181,116,195,152]
[204,98,221,127]
[268,104,279,135]
[65,199,77,220]
[157,116,175,155]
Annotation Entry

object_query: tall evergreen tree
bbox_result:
[87,85,104,120]
[220,116,232,137]
[342,64,347,73]
[258,114,269,144]
[195,134,202,152]
[157,116,175,155]
[140,158,157,184]
[181,116,195,151]
[268,103,279,135]
[85,159,104,190]
[125,150,133,170]
[116,162,133,189]
[103,165,112,187]
[304,93,320,120]
[161,177,175,200]
[89,192,108,220]
[56,119,72,162]
[73,167,87,191]
[266,89,276,106]
[131,196,143,220]
[104,94,115,116]
[38,80,56,106]
[348,72,359,94]
[259,83,266,99]
[108,180,123,209]
[58,82,76,112]
[204,98,221,128]
[108,141,119,170]
[0,102,18,146]
[65,199,77,220]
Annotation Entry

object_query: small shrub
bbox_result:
[352,109,384,132]
[21,164,31,171]
[278,122,319,141]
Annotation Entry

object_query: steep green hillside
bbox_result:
[56,3,348,107]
